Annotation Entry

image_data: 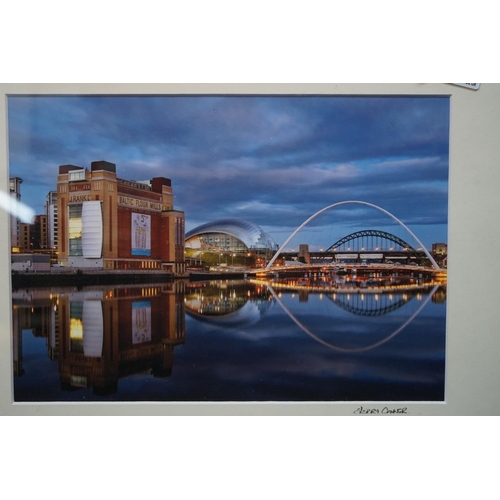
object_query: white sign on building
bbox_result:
[131,213,151,256]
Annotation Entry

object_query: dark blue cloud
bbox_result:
[7,95,449,247]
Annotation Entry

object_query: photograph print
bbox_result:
[8,93,449,403]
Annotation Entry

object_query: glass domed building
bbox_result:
[185,219,278,255]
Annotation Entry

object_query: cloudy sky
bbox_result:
[7,95,449,249]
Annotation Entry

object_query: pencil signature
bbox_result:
[353,406,408,415]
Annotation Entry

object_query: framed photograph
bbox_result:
[1,83,498,415]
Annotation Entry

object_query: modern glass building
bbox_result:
[185,219,278,255]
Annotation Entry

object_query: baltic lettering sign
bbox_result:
[67,194,162,212]
[118,195,162,212]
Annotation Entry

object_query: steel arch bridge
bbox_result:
[326,229,416,253]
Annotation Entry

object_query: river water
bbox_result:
[12,276,446,402]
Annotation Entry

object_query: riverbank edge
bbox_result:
[11,270,248,289]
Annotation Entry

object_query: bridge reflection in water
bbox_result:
[265,283,439,353]
[12,276,446,402]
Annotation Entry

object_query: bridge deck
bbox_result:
[248,278,444,294]
[252,263,444,273]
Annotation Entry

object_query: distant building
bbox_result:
[56,160,185,273]
[19,223,31,252]
[10,177,23,248]
[45,191,58,250]
[11,253,51,272]
[185,219,277,255]
[432,243,447,255]
[30,214,47,250]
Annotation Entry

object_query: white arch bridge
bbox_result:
[265,201,441,270]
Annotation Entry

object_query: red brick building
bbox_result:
[57,160,185,274]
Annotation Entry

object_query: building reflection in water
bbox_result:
[12,282,185,396]
[184,280,273,327]
[12,289,55,377]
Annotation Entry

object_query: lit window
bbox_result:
[68,204,83,256]
[69,302,83,352]
[69,170,85,181]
